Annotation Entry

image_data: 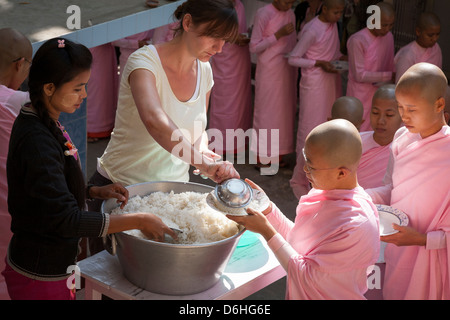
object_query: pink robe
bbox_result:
[152,22,177,45]
[289,16,342,198]
[0,85,29,117]
[87,43,119,138]
[209,0,252,154]
[394,41,442,83]
[267,187,380,299]
[346,29,394,132]
[367,126,450,299]
[0,106,15,301]
[0,87,29,300]
[249,4,297,162]
[112,30,154,80]
[357,131,391,189]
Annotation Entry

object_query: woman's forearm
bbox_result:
[107,213,143,234]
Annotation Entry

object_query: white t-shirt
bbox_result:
[99,45,213,186]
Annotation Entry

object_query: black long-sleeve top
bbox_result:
[6,106,109,280]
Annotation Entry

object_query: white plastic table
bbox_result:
[78,234,286,300]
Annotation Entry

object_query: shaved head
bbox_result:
[306,119,362,169]
[377,1,395,18]
[331,96,364,130]
[373,84,396,101]
[0,28,32,72]
[396,63,447,104]
[417,12,440,30]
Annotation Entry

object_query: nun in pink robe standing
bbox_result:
[366,63,450,299]
[249,0,297,169]
[0,90,29,300]
[368,126,450,299]
[87,43,119,141]
[209,0,252,155]
[394,12,442,84]
[0,28,32,299]
[346,2,395,132]
[288,0,345,198]
[357,84,402,189]
[395,41,441,84]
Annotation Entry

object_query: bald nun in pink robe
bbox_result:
[288,13,343,198]
[266,187,379,299]
[0,88,29,300]
[394,41,442,84]
[357,131,391,189]
[394,12,442,83]
[346,29,395,132]
[229,120,380,299]
[209,0,252,155]
[249,2,297,165]
[367,126,450,299]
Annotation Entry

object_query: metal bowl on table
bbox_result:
[101,181,244,296]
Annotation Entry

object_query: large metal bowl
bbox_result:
[101,181,244,295]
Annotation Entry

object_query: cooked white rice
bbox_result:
[110,191,240,244]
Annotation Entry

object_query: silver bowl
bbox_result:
[215,178,253,208]
[101,181,244,295]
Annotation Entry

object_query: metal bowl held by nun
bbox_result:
[101,181,244,296]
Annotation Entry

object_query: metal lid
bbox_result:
[215,178,252,208]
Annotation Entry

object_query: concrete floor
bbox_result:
[86,137,299,300]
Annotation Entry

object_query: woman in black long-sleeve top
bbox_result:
[2,38,176,300]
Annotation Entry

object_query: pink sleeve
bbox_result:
[365,145,393,204]
[426,230,447,250]
[267,233,298,271]
[288,30,317,69]
[266,203,295,239]
[394,50,414,83]
[348,37,392,83]
[365,184,391,205]
[249,11,278,54]
[5,90,29,116]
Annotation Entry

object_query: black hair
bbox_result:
[173,0,239,43]
[28,38,92,209]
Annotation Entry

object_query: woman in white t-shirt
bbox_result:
[90,0,240,192]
